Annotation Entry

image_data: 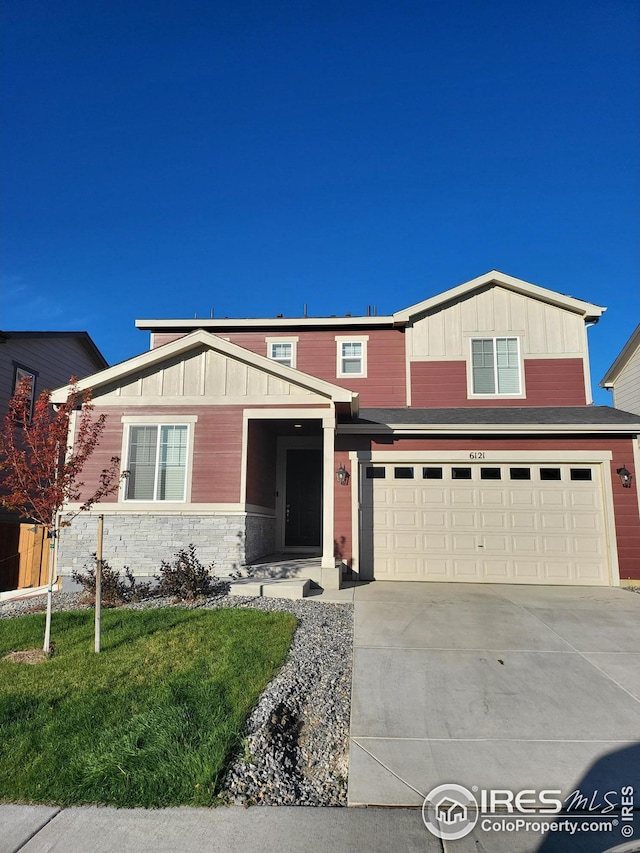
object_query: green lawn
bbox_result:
[0,607,296,807]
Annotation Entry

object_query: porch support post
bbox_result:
[320,419,340,588]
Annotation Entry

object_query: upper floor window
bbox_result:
[336,336,368,377]
[266,337,297,368]
[125,424,189,501]
[12,364,37,419]
[471,337,520,395]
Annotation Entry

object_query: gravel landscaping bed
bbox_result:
[0,590,353,807]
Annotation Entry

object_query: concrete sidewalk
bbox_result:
[1,805,432,853]
[3,803,638,853]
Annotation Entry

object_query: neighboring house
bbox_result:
[600,324,640,416]
[52,271,640,589]
[0,331,109,591]
[0,331,109,419]
[600,323,640,522]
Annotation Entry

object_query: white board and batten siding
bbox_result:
[407,286,587,360]
[92,346,323,404]
[611,344,640,415]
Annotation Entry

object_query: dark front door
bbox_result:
[285,449,322,547]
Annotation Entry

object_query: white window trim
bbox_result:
[468,336,525,398]
[266,336,298,368]
[120,415,197,503]
[335,335,369,378]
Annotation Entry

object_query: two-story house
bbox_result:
[52,272,640,589]
[0,331,108,592]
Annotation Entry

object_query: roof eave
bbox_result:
[338,423,640,435]
[600,324,640,386]
[135,316,401,331]
[393,270,606,322]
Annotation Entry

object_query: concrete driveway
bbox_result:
[348,582,640,818]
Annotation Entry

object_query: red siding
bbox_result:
[246,421,277,508]
[333,452,353,566]
[411,358,587,407]
[75,406,245,504]
[334,434,640,581]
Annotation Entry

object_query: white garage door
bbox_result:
[361,462,610,585]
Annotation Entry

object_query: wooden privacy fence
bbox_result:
[0,523,49,592]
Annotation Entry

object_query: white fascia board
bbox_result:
[135,316,397,330]
[50,329,357,405]
[338,423,640,435]
[393,271,606,322]
[600,324,640,386]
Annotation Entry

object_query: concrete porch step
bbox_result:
[228,578,311,600]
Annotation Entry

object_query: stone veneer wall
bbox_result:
[56,513,276,587]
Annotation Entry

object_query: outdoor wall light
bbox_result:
[336,465,350,486]
[616,466,633,488]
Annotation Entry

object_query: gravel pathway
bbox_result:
[0,591,353,807]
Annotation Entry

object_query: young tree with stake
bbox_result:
[0,376,121,652]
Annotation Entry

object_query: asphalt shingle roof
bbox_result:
[354,406,640,426]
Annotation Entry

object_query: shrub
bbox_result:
[155,544,229,600]
[72,557,153,607]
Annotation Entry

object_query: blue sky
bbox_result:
[2,0,638,404]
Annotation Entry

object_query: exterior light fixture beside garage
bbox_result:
[616,466,633,488]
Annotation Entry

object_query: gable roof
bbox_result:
[600,323,640,386]
[392,270,606,323]
[49,329,357,409]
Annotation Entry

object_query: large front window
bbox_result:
[125,424,188,501]
[471,337,520,394]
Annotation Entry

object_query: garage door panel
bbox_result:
[452,534,477,551]
[393,533,420,550]
[451,489,475,505]
[368,463,610,585]
[481,511,507,527]
[424,533,448,550]
[510,512,538,530]
[391,488,419,504]
[451,559,482,578]
[540,491,566,507]
[482,535,509,552]
[423,510,447,527]
[541,536,570,554]
[482,560,510,578]
[424,558,449,577]
[569,492,598,508]
[422,489,447,505]
[513,561,541,578]
[544,561,571,580]
[571,515,600,532]
[479,491,506,506]
[573,537,603,556]
[392,510,419,527]
[451,511,476,528]
[510,491,536,506]
[576,562,605,580]
[541,513,567,530]
[512,535,539,553]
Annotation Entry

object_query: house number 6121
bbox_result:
[469,452,485,460]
